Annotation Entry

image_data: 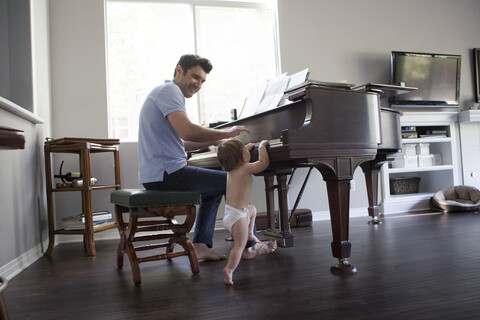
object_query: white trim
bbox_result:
[107,0,276,10]
[0,96,44,124]
[0,240,48,281]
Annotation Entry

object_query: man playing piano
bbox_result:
[218,138,277,285]
[138,54,268,261]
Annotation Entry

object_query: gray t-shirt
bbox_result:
[138,80,187,183]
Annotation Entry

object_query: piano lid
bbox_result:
[352,83,417,99]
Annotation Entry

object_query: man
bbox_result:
[138,54,252,260]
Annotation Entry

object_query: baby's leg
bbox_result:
[247,205,260,243]
[223,218,248,285]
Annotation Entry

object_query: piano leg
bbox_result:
[314,155,375,275]
[324,178,357,275]
[260,169,294,247]
[263,175,277,231]
[276,172,294,247]
[360,154,388,225]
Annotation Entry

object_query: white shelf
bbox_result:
[389,165,453,174]
[401,137,451,144]
[388,192,434,201]
[381,111,461,215]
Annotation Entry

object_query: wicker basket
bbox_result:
[390,177,420,194]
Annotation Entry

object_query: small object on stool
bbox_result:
[110,189,201,285]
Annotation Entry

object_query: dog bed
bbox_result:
[431,185,480,212]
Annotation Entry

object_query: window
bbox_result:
[105,0,280,141]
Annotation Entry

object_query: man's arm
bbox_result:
[168,111,250,151]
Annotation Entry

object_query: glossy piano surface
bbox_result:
[190,86,381,167]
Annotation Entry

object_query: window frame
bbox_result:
[105,0,281,142]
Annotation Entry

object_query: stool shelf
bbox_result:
[52,184,121,192]
[44,137,121,256]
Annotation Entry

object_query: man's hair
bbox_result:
[174,54,213,77]
[217,138,245,171]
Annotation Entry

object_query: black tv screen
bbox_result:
[390,51,461,106]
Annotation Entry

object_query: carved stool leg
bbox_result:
[167,238,176,260]
[126,243,141,285]
[114,205,128,268]
[174,236,199,274]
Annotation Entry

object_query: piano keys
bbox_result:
[189,84,405,274]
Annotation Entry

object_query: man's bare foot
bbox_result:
[193,243,226,261]
[241,241,277,260]
[223,267,234,286]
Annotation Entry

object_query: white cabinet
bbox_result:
[458,110,480,189]
[380,111,461,214]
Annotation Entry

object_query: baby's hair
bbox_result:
[217,138,245,171]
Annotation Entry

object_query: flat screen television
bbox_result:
[390,51,461,106]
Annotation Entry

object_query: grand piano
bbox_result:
[189,83,410,274]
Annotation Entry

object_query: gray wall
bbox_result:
[276,0,480,214]
[2,0,480,278]
[0,0,50,277]
[0,0,33,112]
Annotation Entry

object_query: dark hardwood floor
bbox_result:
[4,211,480,320]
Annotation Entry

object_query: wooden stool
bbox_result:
[110,189,201,285]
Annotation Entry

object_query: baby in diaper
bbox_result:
[217,138,277,285]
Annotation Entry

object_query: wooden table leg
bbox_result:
[44,145,56,255]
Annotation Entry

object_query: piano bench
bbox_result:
[110,189,201,285]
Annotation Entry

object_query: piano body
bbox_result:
[189,85,403,274]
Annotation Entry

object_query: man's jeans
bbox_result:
[144,166,226,248]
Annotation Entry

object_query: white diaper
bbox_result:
[222,204,250,234]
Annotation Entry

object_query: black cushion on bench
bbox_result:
[110,189,201,208]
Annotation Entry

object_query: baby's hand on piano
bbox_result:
[245,143,255,151]
[259,140,270,148]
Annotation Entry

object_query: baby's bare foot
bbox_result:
[223,267,234,286]
[241,241,277,260]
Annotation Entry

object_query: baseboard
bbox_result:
[0,231,121,281]
[0,239,49,281]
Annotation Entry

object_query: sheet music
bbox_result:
[286,68,310,90]
[239,81,267,119]
[255,73,289,114]
[279,68,310,106]
[239,68,309,119]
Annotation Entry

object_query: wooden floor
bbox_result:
[4,211,480,320]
